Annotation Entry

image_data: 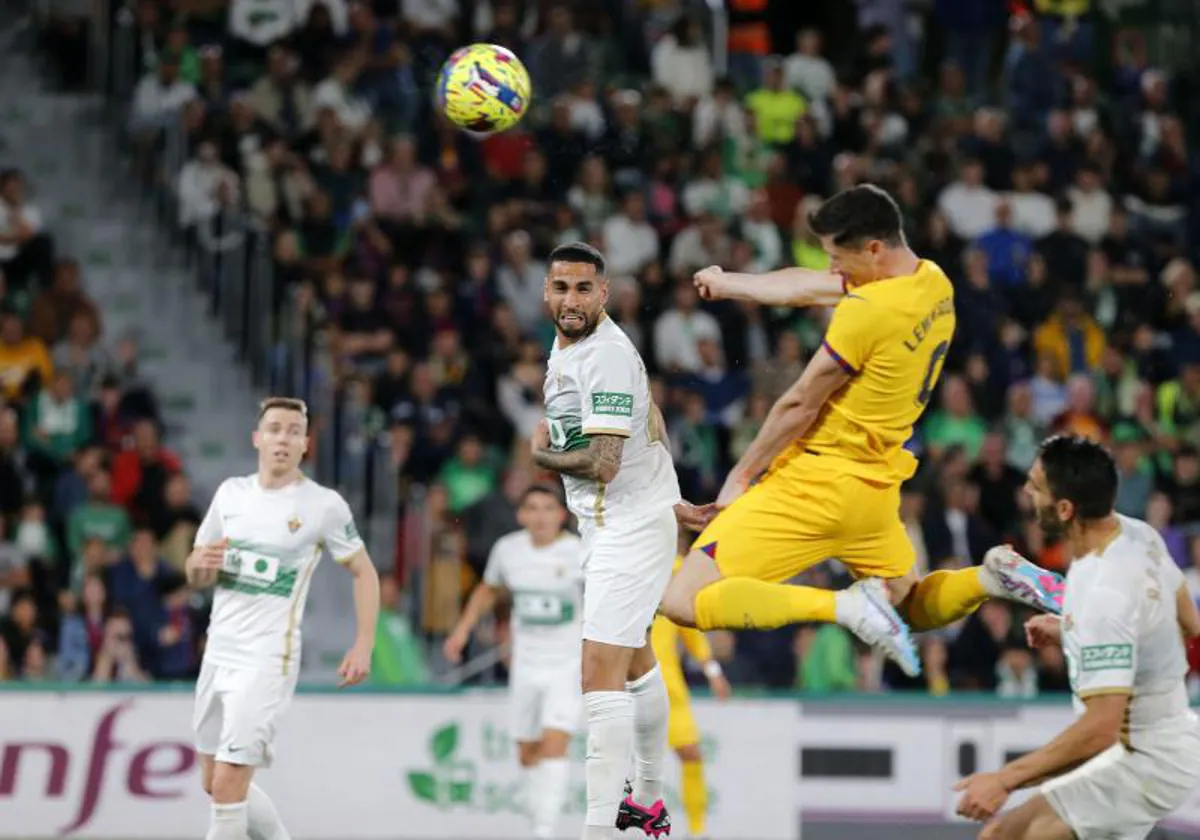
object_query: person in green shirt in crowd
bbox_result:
[437,433,501,514]
[24,370,93,467]
[372,574,429,686]
[744,57,806,145]
[922,375,988,459]
[795,623,859,692]
[67,470,131,562]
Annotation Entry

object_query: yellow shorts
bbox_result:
[692,453,915,582]
[650,616,701,749]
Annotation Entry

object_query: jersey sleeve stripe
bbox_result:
[1077,687,1133,698]
[582,426,632,438]
[822,339,859,376]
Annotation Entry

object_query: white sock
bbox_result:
[627,665,669,805]
[206,801,249,840]
[247,784,291,840]
[520,763,540,820]
[581,691,634,839]
[533,757,571,839]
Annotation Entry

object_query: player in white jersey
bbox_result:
[184,397,381,840]
[444,485,584,839]
[955,435,1200,840]
[530,242,714,840]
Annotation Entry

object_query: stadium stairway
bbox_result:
[0,46,260,500]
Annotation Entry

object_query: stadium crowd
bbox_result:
[8,0,1200,696]
[0,164,203,684]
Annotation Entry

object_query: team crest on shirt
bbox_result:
[288,516,302,533]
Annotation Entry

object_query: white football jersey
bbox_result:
[1062,514,1195,741]
[484,529,584,669]
[195,474,365,675]
[543,315,681,527]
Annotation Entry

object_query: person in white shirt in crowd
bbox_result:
[682,147,750,223]
[651,16,714,106]
[603,191,660,278]
[741,189,785,273]
[247,46,316,137]
[956,435,1200,840]
[129,53,198,137]
[185,397,380,840]
[938,158,997,241]
[0,169,52,290]
[653,279,723,374]
[228,0,303,63]
[312,52,373,133]
[668,212,733,283]
[692,78,747,148]
[497,230,550,335]
[177,141,241,232]
[444,486,583,840]
[1008,162,1058,239]
[1068,164,1114,245]
[785,29,836,102]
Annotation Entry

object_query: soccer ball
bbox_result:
[436,43,532,136]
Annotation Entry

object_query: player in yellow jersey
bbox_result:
[646,541,732,840]
[659,185,1064,675]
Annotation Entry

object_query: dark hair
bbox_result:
[520,483,565,508]
[1038,435,1118,520]
[548,241,606,277]
[808,185,906,248]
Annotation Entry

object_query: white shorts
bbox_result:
[510,660,583,742]
[580,506,677,649]
[193,658,298,768]
[1042,722,1200,840]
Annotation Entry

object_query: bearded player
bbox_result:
[956,435,1200,840]
[531,241,713,839]
[659,185,1064,675]
[185,397,380,840]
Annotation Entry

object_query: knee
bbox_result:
[209,762,252,804]
[580,644,629,694]
[979,816,1012,840]
[659,579,697,628]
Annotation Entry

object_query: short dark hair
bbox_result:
[808,184,905,248]
[1038,435,1118,520]
[258,396,308,421]
[548,241,606,277]
[520,483,565,508]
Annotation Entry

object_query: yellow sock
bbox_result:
[680,759,707,837]
[694,578,836,631]
[900,568,989,631]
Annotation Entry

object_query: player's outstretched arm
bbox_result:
[444,583,501,664]
[955,692,1129,821]
[694,265,845,308]
[530,420,625,483]
[719,347,850,504]
[338,549,380,687]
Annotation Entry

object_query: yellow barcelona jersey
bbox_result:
[796,259,955,483]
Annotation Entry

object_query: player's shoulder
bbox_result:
[295,476,352,512]
[580,317,641,366]
[215,474,256,498]
[494,529,531,553]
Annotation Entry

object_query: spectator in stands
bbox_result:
[111,419,182,522]
[0,169,53,290]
